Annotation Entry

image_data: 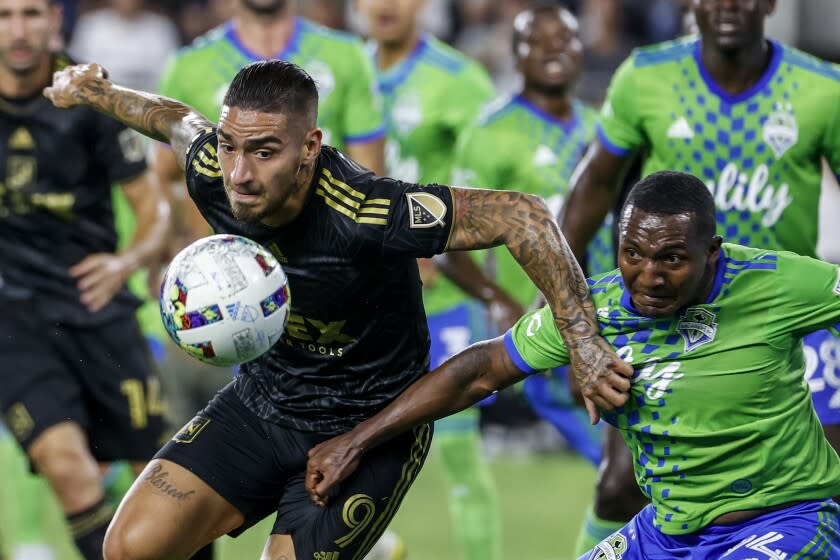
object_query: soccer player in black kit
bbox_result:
[0,0,169,559]
[45,59,633,560]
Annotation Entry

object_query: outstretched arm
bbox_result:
[307,338,527,504]
[446,187,632,414]
[44,64,212,170]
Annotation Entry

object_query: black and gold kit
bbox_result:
[185,130,456,435]
[0,55,163,460]
[156,131,452,555]
[0,55,147,325]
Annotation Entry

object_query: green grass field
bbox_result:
[0,437,596,560]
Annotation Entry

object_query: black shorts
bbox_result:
[156,383,433,559]
[0,299,165,462]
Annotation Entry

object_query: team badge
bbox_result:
[587,533,628,560]
[406,192,447,228]
[678,307,718,352]
[763,102,798,159]
[173,416,211,444]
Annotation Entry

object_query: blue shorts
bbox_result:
[578,500,840,560]
[804,330,840,426]
[427,302,495,435]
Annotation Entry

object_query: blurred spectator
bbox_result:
[69,0,179,91]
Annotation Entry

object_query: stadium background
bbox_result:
[3,1,840,559]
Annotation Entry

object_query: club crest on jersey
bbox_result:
[762,102,798,159]
[406,192,447,228]
[678,307,718,352]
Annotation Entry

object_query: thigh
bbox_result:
[702,500,840,559]
[274,423,433,560]
[107,458,245,560]
[66,317,166,462]
[0,305,86,450]
[154,383,289,536]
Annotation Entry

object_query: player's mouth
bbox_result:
[229,189,261,203]
[712,14,741,35]
[636,294,676,309]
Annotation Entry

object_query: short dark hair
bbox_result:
[223,60,318,128]
[512,1,572,54]
[621,171,717,240]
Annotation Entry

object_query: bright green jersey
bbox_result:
[374,34,494,314]
[599,38,840,257]
[506,244,840,535]
[452,95,613,307]
[159,18,385,150]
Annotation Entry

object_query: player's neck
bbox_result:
[233,8,296,58]
[520,88,573,122]
[699,39,771,95]
[0,56,52,99]
[376,31,421,72]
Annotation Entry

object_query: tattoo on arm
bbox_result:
[75,79,212,168]
[144,462,196,502]
[447,187,597,337]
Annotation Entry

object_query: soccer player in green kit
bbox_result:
[558,0,840,553]
[355,1,503,559]
[306,171,840,559]
[452,2,611,467]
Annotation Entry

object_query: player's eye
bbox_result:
[219,143,234,153]
[624,248,640,260]
[664,254,684,264]
[254,150,273,159]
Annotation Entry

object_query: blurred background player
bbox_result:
[0,1,169,560]
[355,1,506,558]
[452,1,610,469]
[560,0,840,554]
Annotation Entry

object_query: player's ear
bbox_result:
[301,127,322,167]
[764,0,777,17]
[708,236,723,264]
[49,1,63,44]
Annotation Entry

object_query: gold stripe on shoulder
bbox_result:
[203,143,217,157]
[318,178,361,210]
[315,188,356,220]
[322,168,365,202]
[357,217,388,225]
[191,159,222,178]
[363,198,391,207]
[197,149,220,169]
[358,207,389,216]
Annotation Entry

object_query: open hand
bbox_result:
[44,63,108,109]
[306,433,364,507]
[70,252,132,313]
[567,335,633,424]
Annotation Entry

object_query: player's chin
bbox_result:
[230,203,266,224]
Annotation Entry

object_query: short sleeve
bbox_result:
[92,114,148,184]
[597,55,645,156]
[772,251,840,336]
[503,306,569,373]
[184,128,223,202]
[354,176,455,257]
[342,42,386,144]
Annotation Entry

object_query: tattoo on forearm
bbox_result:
[74,79,210,156]
[449,188,597,337]
[144,462,196,502]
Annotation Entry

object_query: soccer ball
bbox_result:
[160,234,291,366]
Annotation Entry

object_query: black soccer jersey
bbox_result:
[186,130,456,434]
[0,55,148,325]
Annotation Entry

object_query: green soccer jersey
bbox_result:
[506,243,840,534]
[159,18,385,150]
[452,95,613,307]
[599,37,840,257]
[374,34,495,314]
